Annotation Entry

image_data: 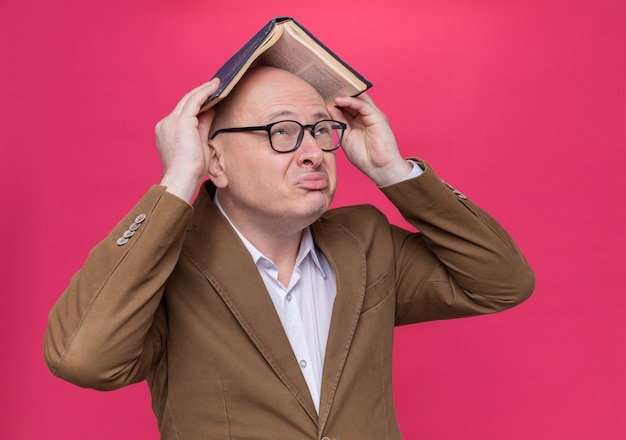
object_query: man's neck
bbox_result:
[214,192,307,286]
[244,227,302,287]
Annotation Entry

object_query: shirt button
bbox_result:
[286,293,292,302]
[300,360,307,368]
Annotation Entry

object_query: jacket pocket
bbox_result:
[360,273,390,315]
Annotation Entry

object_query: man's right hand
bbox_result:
[156,78,221,203]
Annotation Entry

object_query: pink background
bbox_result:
[2,0,625,438]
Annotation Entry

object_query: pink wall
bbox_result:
[2,0,625,438]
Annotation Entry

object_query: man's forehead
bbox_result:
[239,67,323,100]
[215,67,328,123]
[265,109,330,121]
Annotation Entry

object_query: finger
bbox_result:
[174,78,221,115]
[327,105,350,124]
[180,78,221,114]
[197,109,216,142]
[354,92,378,108]
[335,94,378,117]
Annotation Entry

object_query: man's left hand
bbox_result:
[330,94,413,186]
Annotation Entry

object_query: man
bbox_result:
[44,66,534,439]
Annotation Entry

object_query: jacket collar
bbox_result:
[185,181,366,426]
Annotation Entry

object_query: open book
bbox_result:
[200,17,372,112]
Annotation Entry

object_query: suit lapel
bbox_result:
[184,183,318,422]
[185,184,368,428]
[311,219,367,431]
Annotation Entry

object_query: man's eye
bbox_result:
[271,123,298,137]
[315,128,329,136]
[314,124,332,137]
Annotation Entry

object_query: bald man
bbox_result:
[45,67,534,439]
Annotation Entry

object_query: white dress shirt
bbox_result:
[214,196,336,413]
[213,160,422,412]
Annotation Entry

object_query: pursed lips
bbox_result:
[295,171,329,190]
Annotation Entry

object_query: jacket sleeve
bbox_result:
[380,160,535,325]
[43,185,194,390]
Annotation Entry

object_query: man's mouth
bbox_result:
[295,172,329,190]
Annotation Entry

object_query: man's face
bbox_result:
[210,68,338,234]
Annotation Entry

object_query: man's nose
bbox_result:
[297,130,325,165]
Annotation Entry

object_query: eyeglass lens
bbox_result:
[269,120,343,152]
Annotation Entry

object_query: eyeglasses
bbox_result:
[210,119,347,153]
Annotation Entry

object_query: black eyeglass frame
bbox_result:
[209,119,347,153]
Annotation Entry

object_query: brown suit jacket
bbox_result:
[44,161,534,439]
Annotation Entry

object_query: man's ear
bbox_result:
[207,141,228,188]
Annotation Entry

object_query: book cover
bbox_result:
[200,17,372,111]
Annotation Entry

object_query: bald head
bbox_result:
[210,67,326,135]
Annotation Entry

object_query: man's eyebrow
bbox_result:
[312,111,330,120]
[266,110,294,121]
